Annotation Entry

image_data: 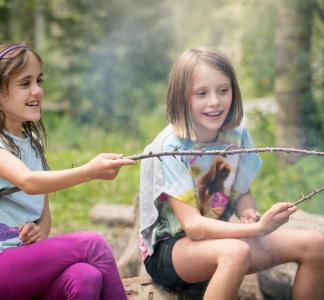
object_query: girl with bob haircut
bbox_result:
[0,42,135,300]
[140,47,324,300]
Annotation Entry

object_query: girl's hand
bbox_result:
[86,153,136,180]
[240,208,258,224]
[258,202,297,235]
[19,223,46,245]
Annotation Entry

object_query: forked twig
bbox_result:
[291,186,324,206]
[255,185,324,222]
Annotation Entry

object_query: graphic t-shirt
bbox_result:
[140,124,262,258]
[0,133,45,252]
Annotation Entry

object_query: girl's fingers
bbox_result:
[19,223,34,240]
[109,158,136,167]
[24,231,42,244]
[19,223,40,241]
[268,202,291,217]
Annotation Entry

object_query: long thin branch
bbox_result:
[292,186,324,206]
[1,148,323,197]
[125,147,324,161]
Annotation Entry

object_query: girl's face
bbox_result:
[189,63,232,143]
[0,52,44,137]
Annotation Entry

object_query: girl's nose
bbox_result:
[208,93,219,106]
[31,83,43,96]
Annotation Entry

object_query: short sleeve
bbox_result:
[161,142,198,207]
[232,128,262,196]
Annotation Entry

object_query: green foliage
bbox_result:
[42,0,174,132]
[310,9,324,136]
[240,1,276,98]
[253,155,324,215]
[44,112,164,232]
[249,111,324,215]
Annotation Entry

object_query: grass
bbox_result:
[44,110,166,232]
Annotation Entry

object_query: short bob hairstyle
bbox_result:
[166,47,243,140]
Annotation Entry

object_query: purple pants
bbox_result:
[0,231,127,300]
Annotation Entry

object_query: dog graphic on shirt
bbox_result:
[197,157,231,218]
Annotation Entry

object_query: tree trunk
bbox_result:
[34,0,47,52]
[274,0,316,163]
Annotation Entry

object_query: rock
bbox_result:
[257,263,297,300]
[239,274,264,300]
[89,203,134,226]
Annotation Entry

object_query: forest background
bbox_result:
[0,0,323,233]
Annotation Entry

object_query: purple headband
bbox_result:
[0,45,27,59]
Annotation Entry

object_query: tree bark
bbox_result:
[274,0,316,163]
[34,0,47,52]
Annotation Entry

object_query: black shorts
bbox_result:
[144,233,208,292]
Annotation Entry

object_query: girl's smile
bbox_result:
[190,63,232,143]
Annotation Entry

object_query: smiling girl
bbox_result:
[0,42,135,300]
[139,47,324,300]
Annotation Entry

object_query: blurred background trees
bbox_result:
[0,0,322,142]
[0,0,323,229]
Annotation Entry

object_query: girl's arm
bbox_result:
[19,195,51,244]
[35,195,51,237]
[235,191,258,223]
[169,196,297,240]
[0,149,135,194]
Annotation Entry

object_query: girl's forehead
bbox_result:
[192,63,230,85]
[11,52,42,80]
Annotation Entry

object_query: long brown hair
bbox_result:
[166,47,243,140]
[0,42,49,170]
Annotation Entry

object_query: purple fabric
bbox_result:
[0,223,19,241]
[0,231,127,300]
[0,45,27,58]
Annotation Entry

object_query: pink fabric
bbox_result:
[210,192,229,208]
[0,232,127,300]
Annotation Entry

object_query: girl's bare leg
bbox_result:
[172,237,251,300]
[244,229,324,300]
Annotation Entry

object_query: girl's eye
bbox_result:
[219,88,228,95]
[196,91,207,97]
[20,81,30,87]
[38,78,44,85]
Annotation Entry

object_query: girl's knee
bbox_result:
[79,231,112,251]
[219,240,251,271]
[301,231,324,262]
[68,263,103,299]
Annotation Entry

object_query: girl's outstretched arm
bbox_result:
[169,196,297,240]
[0,149,135,195]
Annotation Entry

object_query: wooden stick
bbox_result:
[1,147,323,197]
[125,147,324,161]
[291,186,324,206]
[255,185,324,222]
